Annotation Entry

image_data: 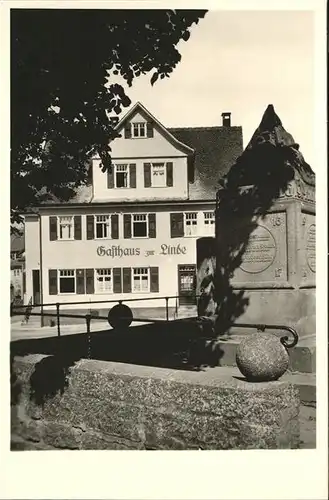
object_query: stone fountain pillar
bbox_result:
[197,104,315,339]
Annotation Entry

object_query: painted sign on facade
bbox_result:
[97,243,187,258]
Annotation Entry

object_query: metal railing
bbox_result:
[11,294,199,335]
[11,295,299,355]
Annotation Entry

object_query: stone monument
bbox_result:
[197,104,315,339]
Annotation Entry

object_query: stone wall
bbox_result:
[11,354,300,450]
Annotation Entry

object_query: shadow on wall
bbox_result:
[11,319,225,406]
[198,142,296,334]
[214,140,295,334]
[197,104,316,335]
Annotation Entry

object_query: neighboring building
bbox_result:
[10,234,25,302]
[24,102,243,312]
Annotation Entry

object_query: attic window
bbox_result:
[132,122,146,138]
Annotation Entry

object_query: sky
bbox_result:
[117,10,315,166]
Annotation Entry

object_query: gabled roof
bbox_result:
[169,125,243,200]
[31,104,243,206]
[115,101,195,155]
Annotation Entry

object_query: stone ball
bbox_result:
[236,332,289,382]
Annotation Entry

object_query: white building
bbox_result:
[24,102,242,318]
[10,234,25,303]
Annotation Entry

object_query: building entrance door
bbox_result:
[178,265,196,305]
[32,269,40,305]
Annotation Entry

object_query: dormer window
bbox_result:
[124,121,154,139]
[132,122,146,138]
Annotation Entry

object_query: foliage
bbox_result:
[11,9,207,226]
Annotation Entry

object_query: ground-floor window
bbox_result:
[95,268,112,293]
[49,266,159,296]
[132,267,149,292]
[59,269,76,293]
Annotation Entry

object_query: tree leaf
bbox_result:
[150,72,159,86]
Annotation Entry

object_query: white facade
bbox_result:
[23,102,225,313]
[11,266,24,299]
[24,204,215,310]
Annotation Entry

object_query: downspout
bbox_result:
[38,213,44,327]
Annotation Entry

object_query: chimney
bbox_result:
[221,112,231,127]
[109,116,119,127]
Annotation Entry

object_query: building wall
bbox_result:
[111,111,188,158]
[11,267,24,298]
[23,105,220,312]
[92,157,188,202]
[24,215,40,303]
[92,111,189,201]
[35,204,215,309]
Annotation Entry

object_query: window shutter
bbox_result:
[129,164,136,188]
[144,163,151,187]
[166,162,173,187]
[111,214,119,239]
[74,215,82,240]
[107,166,114,188]
[113,268,122,293]
[150,267,159,293]
[49,269,58,295]
[86,215,94,240]
[148,213,156,238]
[146,122,154,138]
[123,214,132,239]
[49,217,58,241]
[86,269,94,294]
[76,269,86,294]
[122,268,132,293]
[170,213,184,238]
[124,123,131,139]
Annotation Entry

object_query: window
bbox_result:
[132,214,148,238]
[115,164,129,188]
[12,252,17,260]
[95,215,110,239]
[95,268,112,293]
[184,212,198,237]
[58,216,74,240]
[144,162,173,188]
[203,211,215,235]
[59,269,75,294]
[133,267,149,292]
[13,269,21,277]
[151,163,166,187]
[132,122,146,138]
[181,273,194,291]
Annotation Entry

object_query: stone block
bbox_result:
[42,421,82,449]
[143,382,299,449]
[17,420,42,443]
[11,356,301,450]
[81,431,143,450]
[289,346,316,373]
[40,393,144,443]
